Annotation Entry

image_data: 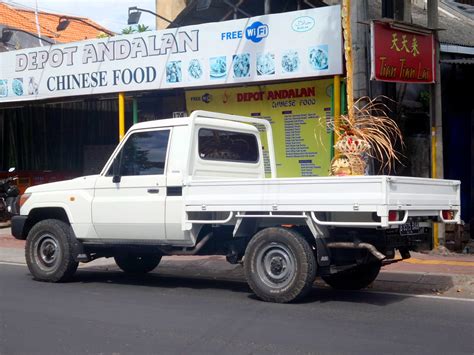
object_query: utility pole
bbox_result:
[350,0,369,100]
[428,0,445,246]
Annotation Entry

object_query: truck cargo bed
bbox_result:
[184,176,461,227]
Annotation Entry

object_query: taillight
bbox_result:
[388,211,399,222]
[442,210,454,220]
[19,193,31,209]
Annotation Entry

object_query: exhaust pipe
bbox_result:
[167,233,212,256]
[326,242,386,261]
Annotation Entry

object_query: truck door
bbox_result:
[91,128,170,241]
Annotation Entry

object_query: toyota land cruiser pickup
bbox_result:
[11,111,461,303]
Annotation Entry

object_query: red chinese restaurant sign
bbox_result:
[370,21,435,83]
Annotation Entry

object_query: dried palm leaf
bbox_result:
[321,96,404,173]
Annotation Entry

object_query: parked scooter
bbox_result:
[0,168,20,226]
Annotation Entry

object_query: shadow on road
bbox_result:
[75,268,250,293]
[70,268,416,306]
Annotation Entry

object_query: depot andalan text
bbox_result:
[237,87,316,102]
[15,30,199,72]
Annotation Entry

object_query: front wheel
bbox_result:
[25,219,79,282]
[114,254,162,274]
[322,262,381,290]
[244,227,317,303]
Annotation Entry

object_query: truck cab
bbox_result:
[91,115,265,244]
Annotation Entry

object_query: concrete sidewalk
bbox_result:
[2,227,473,299]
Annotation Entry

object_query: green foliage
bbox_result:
[121,24,151,35]
[121,26,136,34]
[418,91,430,110]
[137,24,150,32]
[96,32,111,39]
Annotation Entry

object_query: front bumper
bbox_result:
[11,215,27,240]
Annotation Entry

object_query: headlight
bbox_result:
[19,193,31,209]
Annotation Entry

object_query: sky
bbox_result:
[4,0,157,33]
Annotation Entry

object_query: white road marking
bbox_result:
[362,290,474,303]
[0,261,25,266]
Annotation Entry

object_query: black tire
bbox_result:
[322,261,381,290]
[244,227,317,303]
[114,254,162,274]
[25,219,79,282]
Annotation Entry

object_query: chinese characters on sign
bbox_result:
[370,21,435,83]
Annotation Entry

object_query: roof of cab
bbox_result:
[129,117,190,131]
[128,112,261,134]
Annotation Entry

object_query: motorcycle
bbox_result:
[0,167,20,226]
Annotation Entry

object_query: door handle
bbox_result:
[147,189,159,194]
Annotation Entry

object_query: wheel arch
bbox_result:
[21,207,71,240]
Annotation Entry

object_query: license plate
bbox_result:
[399,221,421,235]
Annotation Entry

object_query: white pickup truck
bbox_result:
[12,111,461,303]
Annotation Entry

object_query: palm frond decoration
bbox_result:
[331,96,404,174]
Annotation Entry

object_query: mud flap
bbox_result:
[315,237,331,267]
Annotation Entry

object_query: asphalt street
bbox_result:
[1,264,473,355]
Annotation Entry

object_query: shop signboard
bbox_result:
[370,21,435,83]
[0,6,342,103]
[185,80,333,177]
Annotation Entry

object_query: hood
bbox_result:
[25,175,99,193]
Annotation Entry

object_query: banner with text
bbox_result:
[185,80,333,177]
[0,6,342,103]
[370,21,435,83]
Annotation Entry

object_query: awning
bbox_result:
[441,58,474,65]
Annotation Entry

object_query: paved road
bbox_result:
[1,264,473,354]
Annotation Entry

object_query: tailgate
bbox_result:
[386,176,461,222]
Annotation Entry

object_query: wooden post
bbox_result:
[428,0,445,247]
[342,0,354,123]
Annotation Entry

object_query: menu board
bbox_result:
[185,80,333,177]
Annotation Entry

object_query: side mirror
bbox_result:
[8,167,15,173]
[112,175,121,183]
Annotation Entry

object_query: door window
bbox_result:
[107,130,170,176]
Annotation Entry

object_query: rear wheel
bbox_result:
[322,261,381,290]
[244,227,316,303]
[25,219,79,282]
[114,254,162,274]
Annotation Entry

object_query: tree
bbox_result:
[121,24,151,35]
[121,26,136,35]
[97,32,110,39]
[137,24,150,32]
